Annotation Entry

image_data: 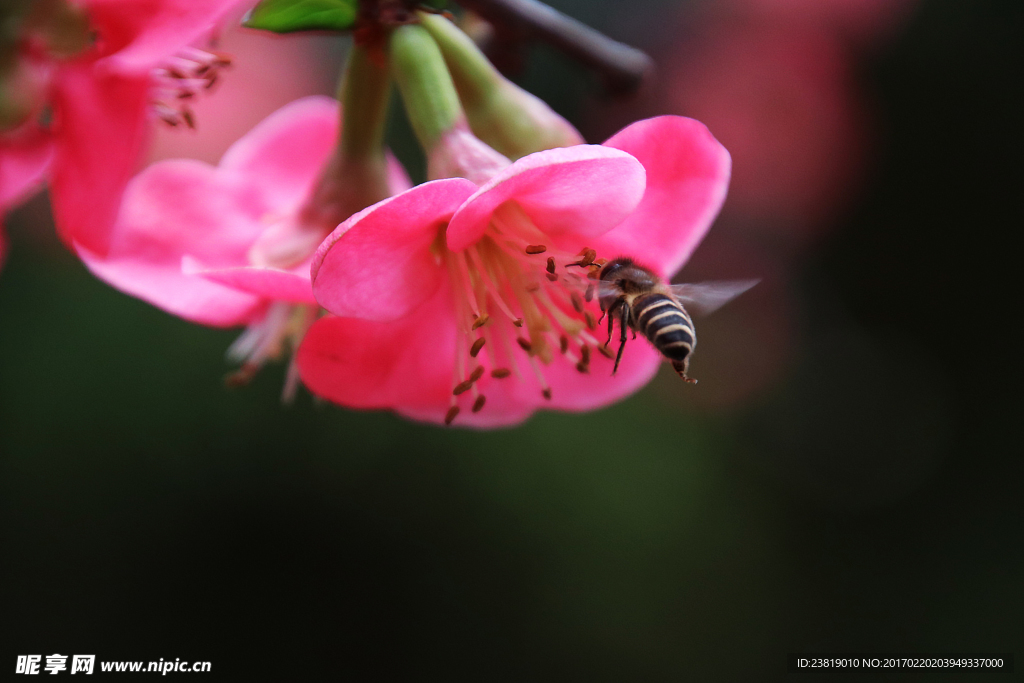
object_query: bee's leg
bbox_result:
[613,305,629,374]
[605,302,618,346]
[671,358,697,384]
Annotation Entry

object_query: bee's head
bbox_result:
[598,257,635,282]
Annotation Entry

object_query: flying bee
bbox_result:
[594,257,757,383]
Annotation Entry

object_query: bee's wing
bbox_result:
[668,280,759,316]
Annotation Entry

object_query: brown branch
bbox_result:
[455,0,653,96]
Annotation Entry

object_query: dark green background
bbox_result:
[2,0,1021,679]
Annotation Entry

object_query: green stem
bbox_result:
[337,43,391,162]
[389,23,464,152]
[418,12,498,112]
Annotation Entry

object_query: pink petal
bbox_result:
[596,116,731,277]
[77,158,269,326]
[446,145,646,252]
[48,64,151,255]
[0,122,55,207]
[300,278,664,428]
[219,96,340,214]
[184,257,316,305]
[311,179,477,322]
[85,0,248,74]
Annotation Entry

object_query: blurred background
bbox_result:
[2,0,1021,679]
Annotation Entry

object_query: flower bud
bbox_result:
[419,12,584,159]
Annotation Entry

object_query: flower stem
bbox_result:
[389,23,464,152]
[337,43,390,162]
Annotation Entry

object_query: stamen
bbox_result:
[566,248,597,268]
[525,244,547,254]
[559,335,569,354]
[546,257,556,274]
[470,338,486,357]
[598,344,615,359]
[570,292,585,313]
[472,395,487,412]
[472,314,490,330]
[491,368,512,378]
[445,406,460,425]
[517,337,533,353]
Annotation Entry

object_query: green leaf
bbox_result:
[243,0,359,34]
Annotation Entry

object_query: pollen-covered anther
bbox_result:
[567,248,597,268]
[559,335,569,354]
[598,344,615,359]
[542,388,553,400]
[453,366,485,395]
[151,47,233,129]
[575,361,589,373]
[471,314,490,330]
[570,292,585,313]
[472,396,487,413]
[469,338,486,357]
[585,284,595,302]
[444,406,460,425]
[525,244,547,254]
[513,318,524,327]
[584,311,598,330]
[491,368,512,378]
[546,257,556,274]
[516,337,533,353]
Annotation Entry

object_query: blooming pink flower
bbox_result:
[299,116,730,427]
[78,95,409,393]
[0,0,249,256]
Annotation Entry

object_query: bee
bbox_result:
[596,257,757,383]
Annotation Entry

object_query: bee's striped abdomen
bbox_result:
[631,292,694,362]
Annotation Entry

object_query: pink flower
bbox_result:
[299,116,730,427]
[79,95,409,394]
[0,0,249,256]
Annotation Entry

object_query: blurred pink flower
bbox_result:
[300,116,730,427]
[78,96,408,395]
[0,0,249,256]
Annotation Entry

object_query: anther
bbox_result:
[576,361,589,373]
[598,344,615,359]
[559,335,569,354]
[513,318,524,327]
[581,345,591,364]
[585,285,595,302]
[525,283,541,293]
[517,337,533,353]
[525,245,547,254]
[471,314,490,330]
[584,311,597,330]
[491,368,512,378]
[452,367,484,395]
[470,338,486,357]
[224,362,258,388]
[542,388,553,400]
[445,406,460,425]
[546,257,556,274]
[570,292,585,313]
[472,395,486,413]
[567,249,597,268]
